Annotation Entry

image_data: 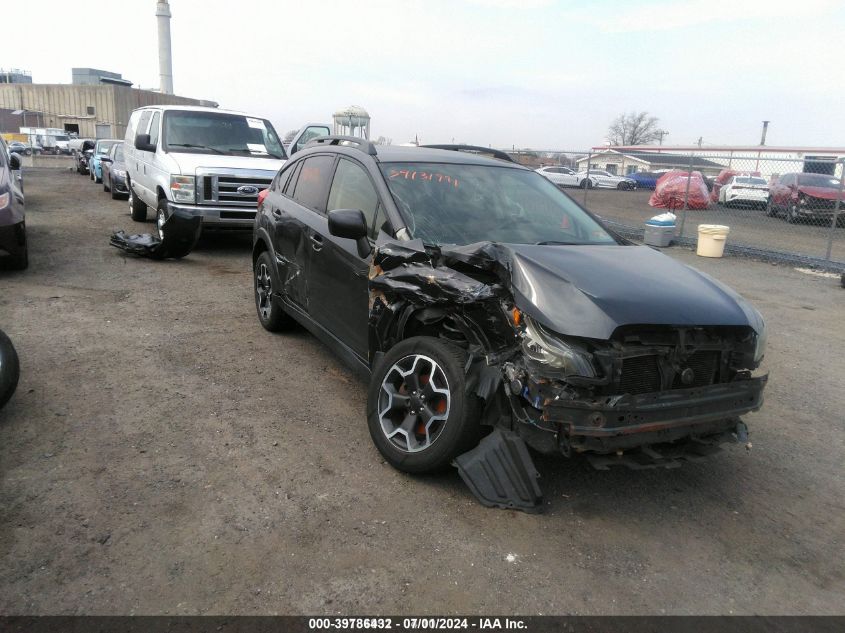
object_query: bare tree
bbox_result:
[607,112,662,146]
[374,135,392,145]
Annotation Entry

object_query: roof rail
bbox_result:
[304,135,378,156]
[421,144,516,163]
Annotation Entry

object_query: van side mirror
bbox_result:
[135,134,156,152]
[328,208,371,258]
[9,153,21,170]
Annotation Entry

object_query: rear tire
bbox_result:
[765,198,777,217]
[129,183,148,221]
[0,329,20,410]
[367,336,482,474]
[253,250,296,332]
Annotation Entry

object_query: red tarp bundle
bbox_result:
[709,169,761,203]
[649,170,710,210]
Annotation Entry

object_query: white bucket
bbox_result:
[697,224,730,258]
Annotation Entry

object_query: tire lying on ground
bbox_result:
[0,329,20,410]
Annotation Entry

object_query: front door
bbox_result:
[307,157,382,359]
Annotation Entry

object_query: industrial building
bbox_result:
[0,83,216,140]
[71,68,132,87]
[1,69,32,84]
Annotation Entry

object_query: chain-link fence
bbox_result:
[519,149,845,270]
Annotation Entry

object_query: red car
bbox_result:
[766,172,845,225]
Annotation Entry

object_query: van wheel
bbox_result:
[367,337,482,474]
[129,184,148,221]
[156,200,169,240]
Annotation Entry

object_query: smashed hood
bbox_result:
[503,244,761,339]
[372,239,763,340]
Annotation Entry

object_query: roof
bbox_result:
[578,149,723,168]
[374,145,526,167]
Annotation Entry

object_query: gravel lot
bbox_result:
[1,168,843,615]
[574,188,845,265]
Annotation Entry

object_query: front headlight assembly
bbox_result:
[753,320,767,365]
[521,316,597,378]
[170,175,196,203]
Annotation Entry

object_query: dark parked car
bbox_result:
[7,141,31,156]
[252,137,768,510]
[628,171,660,189]
[101,142,128,199]
[74,139,96,175]
[767,172,845,225]
[0,137,27,269]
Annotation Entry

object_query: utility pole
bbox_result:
[656,130,668,145]
[760,120,770,146]
[697,136,703,148]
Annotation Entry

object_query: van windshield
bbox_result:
[163,111,286,159]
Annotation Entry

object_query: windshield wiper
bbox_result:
[226,148,285,159]
[168,143,226,155]
[535,240,580,245]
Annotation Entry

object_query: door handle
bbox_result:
[309,233,323,251]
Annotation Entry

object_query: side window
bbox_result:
[327,159,380,237]
[283,161,303,195]
[148,112,161,145]
[137,111,152,141]
[292,155,335,212]
[125,111,141,144]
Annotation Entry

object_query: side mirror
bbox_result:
[9,153,21,170]
[289,142,300,155]
[328,208,371,258]
[100,156,112,163]
[135,134,156,152]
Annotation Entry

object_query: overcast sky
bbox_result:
[5,0,844,149]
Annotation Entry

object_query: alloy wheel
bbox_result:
[377,354,451,453]
[255,263,273,321]
[157,208,167,239]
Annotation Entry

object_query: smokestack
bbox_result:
[156,0,174,94]
[760,120,770,146]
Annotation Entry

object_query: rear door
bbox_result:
[269,154,336,312]
[307,157,383,358]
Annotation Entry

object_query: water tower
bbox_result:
[333,105,370,139]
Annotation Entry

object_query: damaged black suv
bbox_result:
[252,137,767,510]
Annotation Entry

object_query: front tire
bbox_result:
[253,251,295,332]
[129,183,148,221]
[156,199,169,240]
[787,203,800,224]
[103,174,110,192]
[765,198,777,217]
[367,336,482,474]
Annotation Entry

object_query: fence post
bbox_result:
[824,158,845,262]
[583,151,592,207]
[678,154,694,238]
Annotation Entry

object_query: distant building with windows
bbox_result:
[575,149,724,177]
[0,69,32,84]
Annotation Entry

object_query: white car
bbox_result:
[719,175,769,209]
[575,170,637,190]
[534,165,594,188]
[123,105,287,237]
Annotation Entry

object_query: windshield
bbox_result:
[96,141,117,155]
[380,162,618,246]
[797,173,840,188]
[163,111,286,159]
[736,177,767,185]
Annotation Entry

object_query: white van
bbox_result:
[123,105,286,236]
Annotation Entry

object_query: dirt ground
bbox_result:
[1,168,843,615]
